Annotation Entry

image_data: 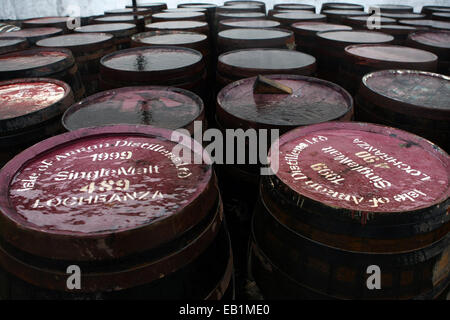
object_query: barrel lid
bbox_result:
[371,4,414,13]
[218,49,316,79]
[217,4,261,13]
[218,12,266,19]
[100,46,204,83]
[105,8,151,15]
[399,19,450,30]
[23,17,72,25]
[273,12,326,23]
[323,9,370,17]
[344,44,438,67]
[292,22,352,36]
[152,11,205,21]
[345,15,396,25]
[433,12,450,20]
[179,3,218,9]
[225,0,265,6]
[374,24,417,33]
[219,27,292,41]
[322,3,364,11]
[145,20,209,33]
[220,19,280,29]
[62,86,204,133]
[217,74,352,131]
[94,15,146,23]
[0,125,216,260]
[317,30,394,46]
[0,48,74,80]
[274,4,316,11]
[361,69,450,119]
[0,27,62,42]
[36,33,115,53]
[164,8,208,13]
[268,121,449,213]
[75,23,137,38]
[126,2,167,10]
[0,37,28,54]
[132,31,207,47]
[409,30,450,49]
[381,13,426,20]
[0,78,72,133]
[422,6,450,13]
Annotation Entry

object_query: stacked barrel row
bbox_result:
[0,1,448,301]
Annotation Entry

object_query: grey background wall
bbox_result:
[1,0,449,20]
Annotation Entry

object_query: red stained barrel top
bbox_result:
[409,30,450,49]
[218,48,315,72]
[0,27,63,43]
[220,19,280,29]
[62,86,203,132]
[0,80,66,120]
[133,31,207,46]
[292,22,352,35]
[362,70,450,118]
[0,49,71,73]
[152,11,205,21]
[23,17,72,25]
[270,122,449,212]
[274,4,316,11]
[3,126,212,234]
[374,24,417,34]
[74,23,137,37]
[217,74,352,129]
[0,37,27,54]
[345,44,438,63]
[101,46,202,73]
[317,30,394,45]
[36,33,114,53]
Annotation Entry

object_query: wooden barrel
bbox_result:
[219,18,280,32]
[216,48,316,89]
[315,30,394,82]
[355,70,449,152]
[250,121,449,300]
[145,20,209,35]
[268,9,306,17]
[178,3,218,27]
[217,27,295,54]
[343,16,396,30]
[407,30,450,75]
[0,28,62,46]
[36,33,116,96]
[0,24,20,33]
[99,46,206,101]
[422,6,450,18]
[0,37,28,55]
[216,4,262,15]
[323,10,369,24]
[152,12,206,23]
[62,86,205,136]
[292,22,352,55]
[433,13,450,22]
[372,4,414,13]
[321,3,364,13]
[75,23,137,50]
[381,13,426,20]
[0,78,74,167]
[363,25,417,45]
[104,8,152,17]
[0,125,234,300]
[399,19,450,31]
[216,74,353,298]
[164,8,208,15]
[217,12,266,22]
[272,12,326,28]
[125,2,167,13]
[224,1,266,13]
[0,48,85,101]
[339,44,438,94]
[92,15,147,32]
[273,4,316,13]
[21,17,75,34]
